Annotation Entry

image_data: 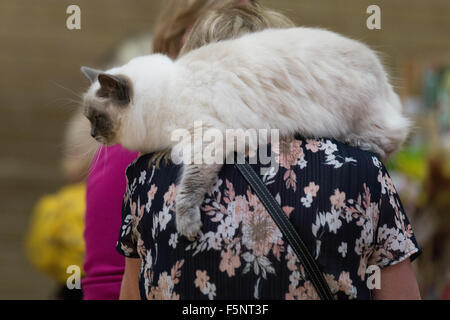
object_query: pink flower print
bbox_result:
[170,259,184,285]
[224,179,236,203]
[286,284,301,300]
[148,184,158,201]
[282,206,294,218]
[164,184,178,206]
[385,175,396,194]
[330,189,346,209]
[130,200,137,217]
[305,139,321,153]
[278,140,304,170]
[219,248,241,277]
[234,195,249,224]
[303,281,320,300]
[138,204,145,221]
[304,182,320,197]
[338,271,353,293]
[283,169,297,191]
[194,270,210,291]
[137,238,146,259]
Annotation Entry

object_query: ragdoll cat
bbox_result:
[81,27,410,240]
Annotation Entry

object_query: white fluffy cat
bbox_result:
[81,27,410,240]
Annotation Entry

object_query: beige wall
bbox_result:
[0,0,448,298]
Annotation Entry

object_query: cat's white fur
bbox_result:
[83,27,410,239]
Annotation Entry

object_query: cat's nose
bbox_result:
[90,127,97,138]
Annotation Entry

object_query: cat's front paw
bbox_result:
[176,203,202,241]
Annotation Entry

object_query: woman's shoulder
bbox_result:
[125,153,153,175]
[303,136,381,161]
[275,135,384,174]
[303,137,384,171]
[125,153,150,172]
[126,137,385,173]
[243,136,389,203]
[124,137,387,196]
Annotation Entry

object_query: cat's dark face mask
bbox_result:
[81,66,132,145]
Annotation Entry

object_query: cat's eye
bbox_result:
[94,113,110,130]
[95,114,104,125]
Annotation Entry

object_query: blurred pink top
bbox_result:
[82,145,138,300]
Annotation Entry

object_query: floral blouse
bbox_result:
[117,137,420,300]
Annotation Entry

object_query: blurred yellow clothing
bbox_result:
[25,183,86,284]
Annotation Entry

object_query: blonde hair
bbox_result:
[180,3,295,55]
[150,1,294,167]
[153,0,240,59]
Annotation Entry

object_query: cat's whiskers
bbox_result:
[52,81,83,100]
[88,144,104,178]
[102,144,109,180]
[48,98,82,112]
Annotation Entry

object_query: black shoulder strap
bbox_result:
[235,161,334,300]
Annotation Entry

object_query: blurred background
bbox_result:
[0,0,448,299]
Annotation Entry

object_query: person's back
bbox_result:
[82,0,293,300]
[117,136,420,300]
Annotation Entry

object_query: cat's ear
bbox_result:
[81,66,102,84]
[97,73,130,105]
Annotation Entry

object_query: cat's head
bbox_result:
[81,67,131,146]
[81,55,174,151]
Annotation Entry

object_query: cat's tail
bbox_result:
[359,92,411,159]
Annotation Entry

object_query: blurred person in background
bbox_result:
[25,92,97,300]
[117,2,421,300]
